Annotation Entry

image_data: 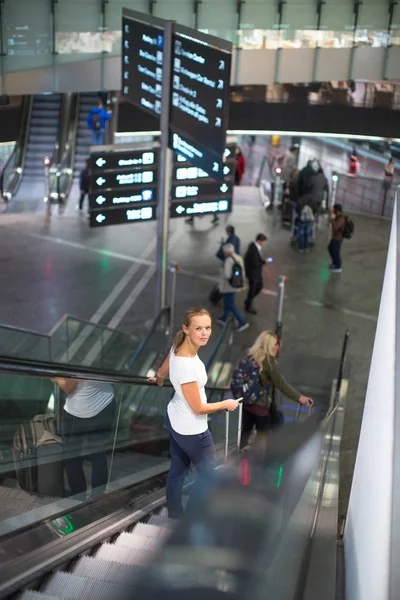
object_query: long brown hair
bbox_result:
[172,307,211,353]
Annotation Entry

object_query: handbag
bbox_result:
[209,284,222,306]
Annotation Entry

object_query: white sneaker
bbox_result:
[236,323,250,333]
[330,268,342,273]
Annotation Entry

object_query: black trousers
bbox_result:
[241,407,270,449]
[79,189,89,211]
[61,400,115,496]
[328,239,342,269]
[245,278,263,310]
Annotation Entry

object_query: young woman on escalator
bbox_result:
[148,307,240,518]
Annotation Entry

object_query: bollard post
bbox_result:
[43,156,51,217]
[168,263,179,341]
[275,275,287,341]
[224,410,230,461]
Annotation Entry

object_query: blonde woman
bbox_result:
[231,330,313,449]
[149,307,240,518]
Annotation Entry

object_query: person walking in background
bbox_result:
[244,233,268,315]
[231,330,313,449]
[148,307,240,518]
[79,158,90,213]
[53,378,116,498]
[329,203,346,273]
[281,145,299,186]
[384,157,395,186]
[297,160,315,198]
[310,165,329,215]
[216,243,249,332]
[296,202,315,254]
[216,224,241,260]
[87,99,112,146]
[235,147,245,185]
[348,145,360,175]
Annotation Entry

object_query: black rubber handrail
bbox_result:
[0,354,226,392]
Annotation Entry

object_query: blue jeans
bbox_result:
[299,221,312,250]
[220,292,247,327]
[91,129,105,145]
[166,414,217,518]
[62,400,115,496]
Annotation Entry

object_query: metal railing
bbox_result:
[331,173,397,218]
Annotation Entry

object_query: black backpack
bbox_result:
[229,259,244,288]
[91,112,102,131]
[343,216,354,239]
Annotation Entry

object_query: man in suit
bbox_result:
[244,233,267,314]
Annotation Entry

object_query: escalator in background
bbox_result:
[12,94,62,210]
[0,95,32,202]
[0,340,347,600]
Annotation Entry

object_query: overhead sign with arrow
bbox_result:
[90,149,159,173]
[170,198,232,219]
[90,168,158,193]
[90,205,156,228]
[172,180,232,200]
[89,188,156,211]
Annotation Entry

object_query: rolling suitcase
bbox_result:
[13,414,64,497]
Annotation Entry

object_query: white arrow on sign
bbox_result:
[96,157,106,168]
[96,177,106,186]
[220,183,229,193]
[176,205,186,215]
[223,166,230,175]
[224,148,232,158]
[96,214,106,223]
[96,195,106,205]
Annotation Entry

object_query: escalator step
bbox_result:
[42,571,130,600]
[148,515,175,527]
[72,555,140,585]
[115,532,162,551]
[95,542,152,566]
[131,522,168,539]
[19,593,58,600]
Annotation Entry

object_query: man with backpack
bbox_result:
[87,100,112,146]
[329,203,354,273]
[216,243,249,333]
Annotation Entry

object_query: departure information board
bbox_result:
[169,28,231,180]
[122,14,164,118]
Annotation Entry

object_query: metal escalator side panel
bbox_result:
[1,95,33,199]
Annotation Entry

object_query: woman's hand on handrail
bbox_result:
[147,375,165,387]
[299,395,314,407]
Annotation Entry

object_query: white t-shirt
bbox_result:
[64,381,114,419]
[167,349,208,435]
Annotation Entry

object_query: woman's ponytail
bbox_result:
[172,330,186,353]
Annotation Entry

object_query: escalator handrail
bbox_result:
[127,307,170,368]
[0,354,227,392]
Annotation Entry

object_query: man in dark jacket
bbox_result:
[244,233,267,314]
[329,204,346,273]
[79,159,90,213]
[87,100,112,146]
